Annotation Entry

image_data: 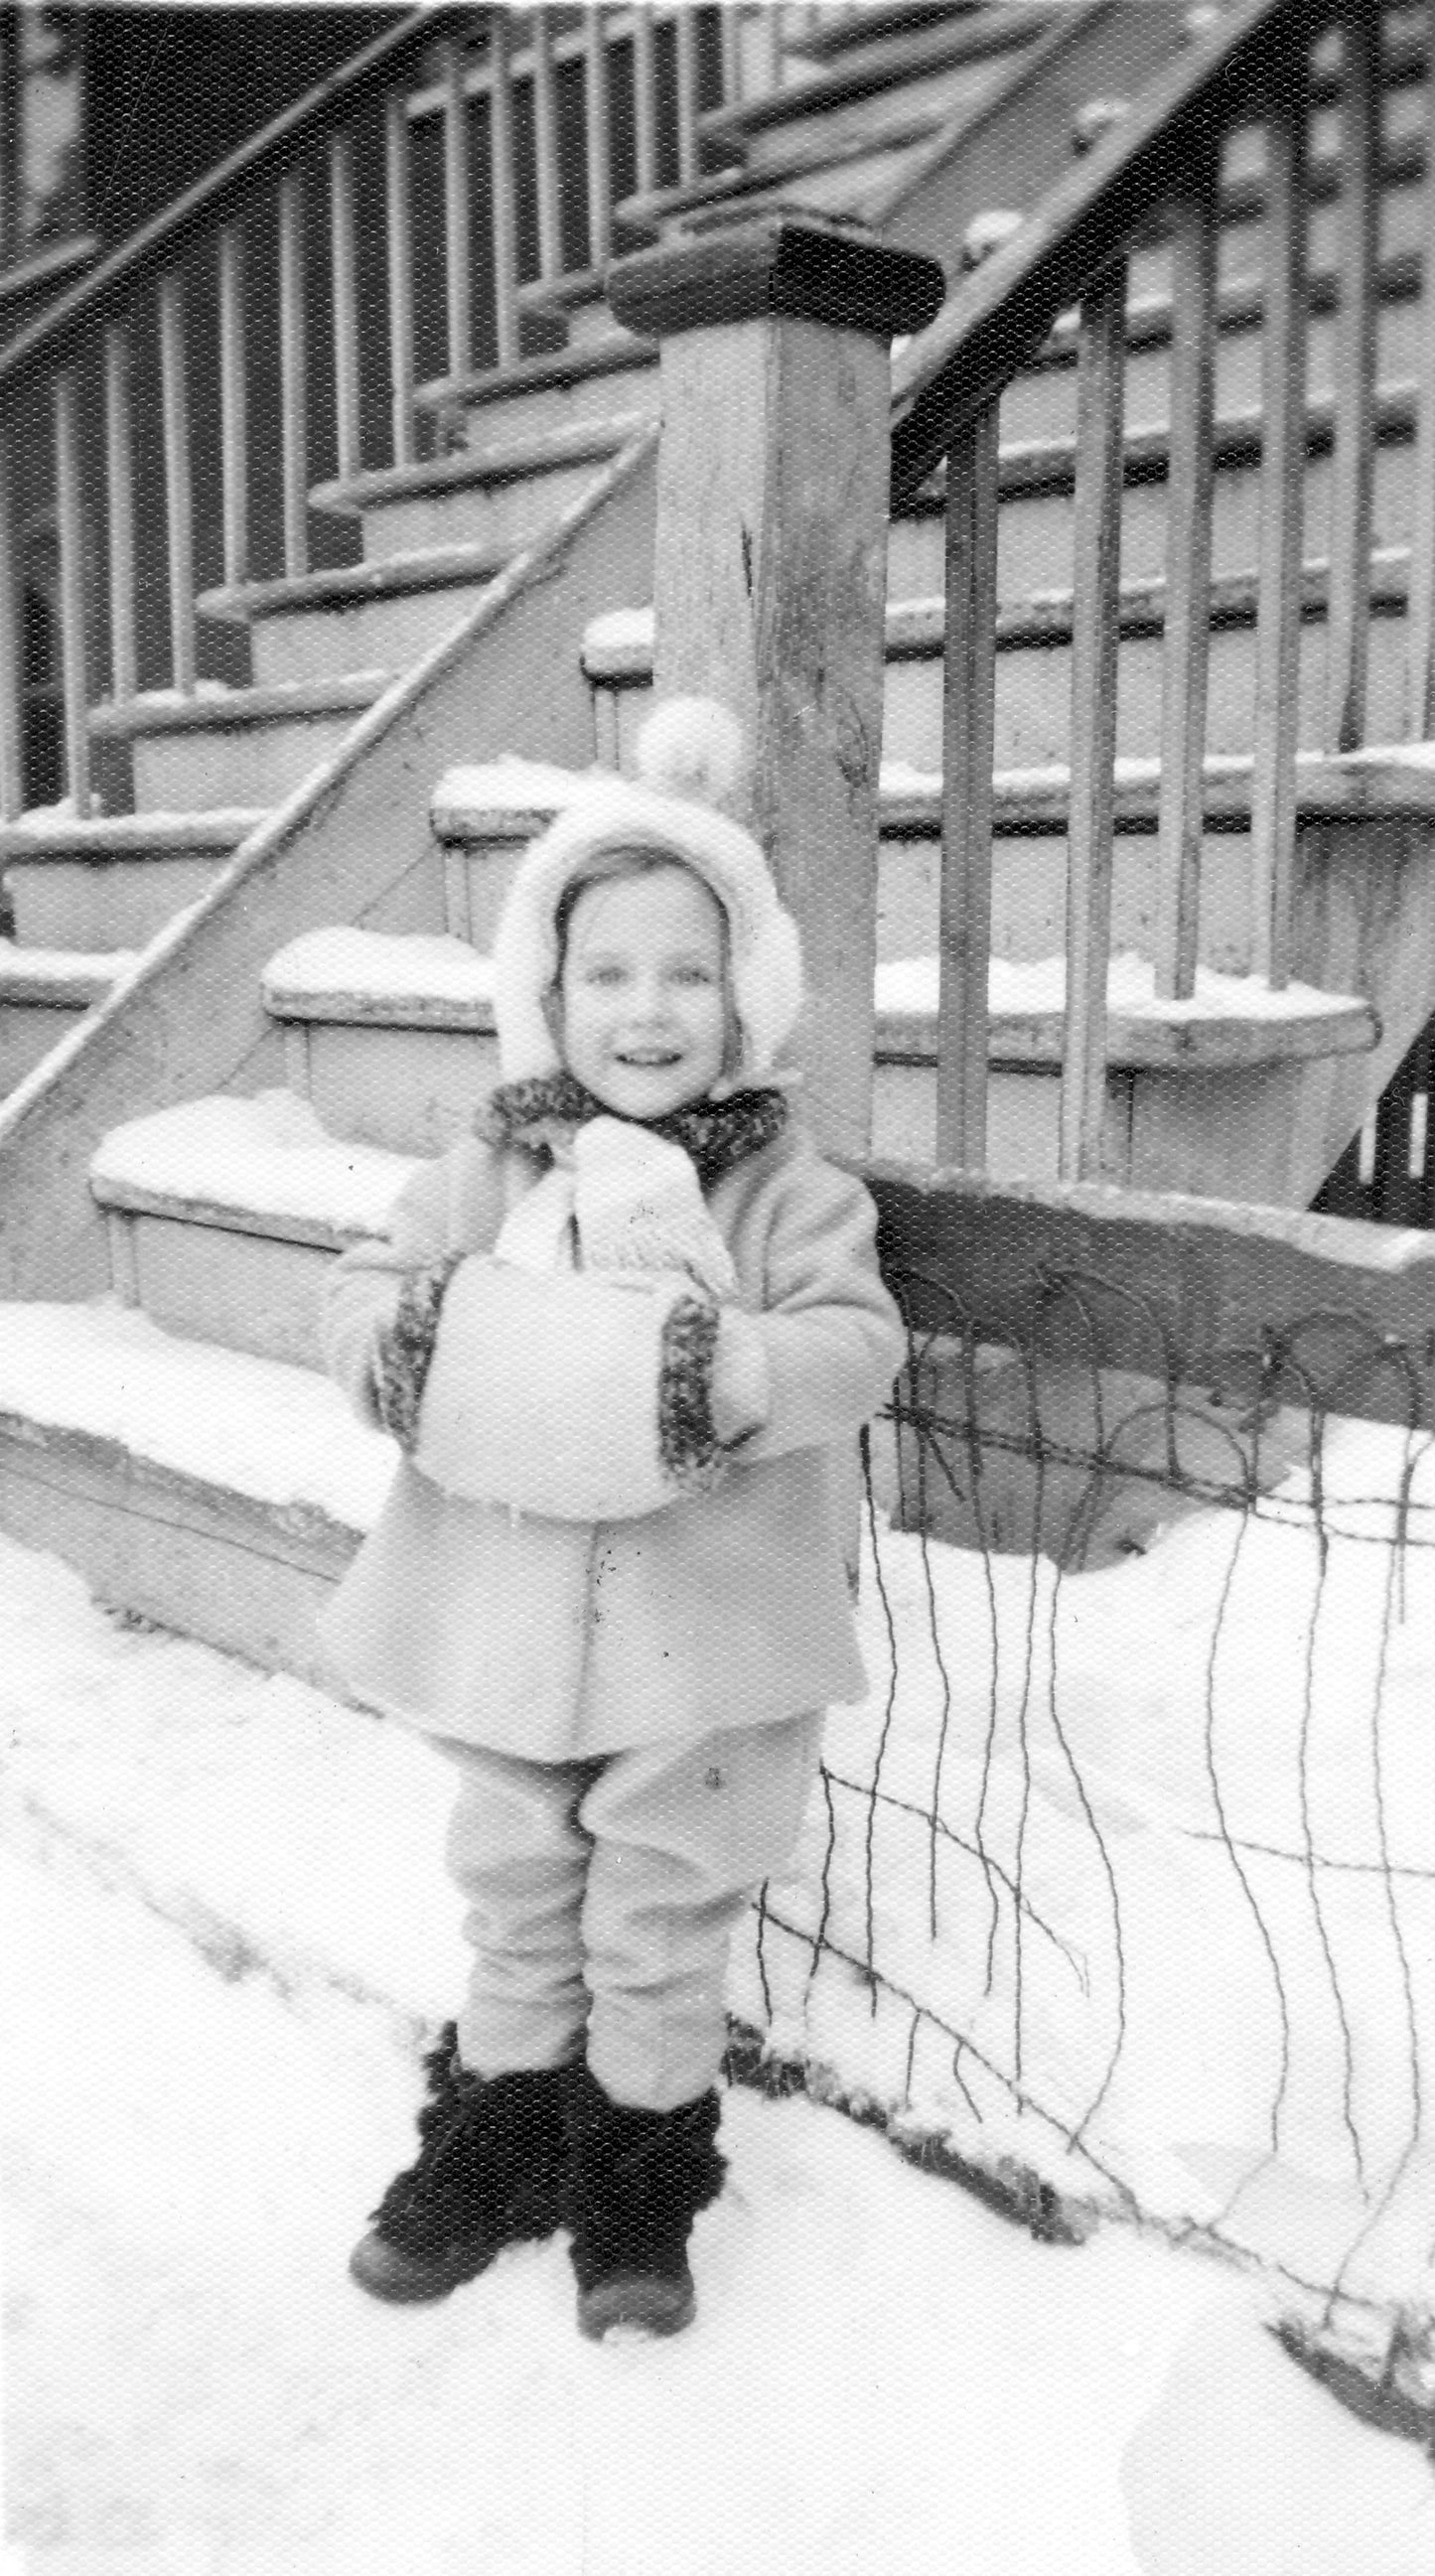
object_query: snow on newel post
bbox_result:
[607,214,945,1160]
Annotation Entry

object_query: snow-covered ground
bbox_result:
[3,1420,1434,2569]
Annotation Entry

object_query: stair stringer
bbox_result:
[0,426,659,1304]
[1287,799,1435,1183]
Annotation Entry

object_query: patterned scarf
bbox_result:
[476,1071,789,1186]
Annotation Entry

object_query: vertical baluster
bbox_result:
[330,129,361,485]
[1251,61,1309,985]
[442,37,477,381]
[720,5,744,106]
[486,16,518,370]
[218,222,248,587]
[1061,257,1127,1185]
[103,323,137,704]
[279,167,309,578]
[633,6,656,200]
[531,9,562,285]
[1154,153,1217,999]
[675,4,700,191]
[384,89,415,469]
[53,369,89,811]
[936,398,1001,1170]
[1327,0,1380,752]
[159,273,197,693]
[1406,0,1435,736]
[0,429,22,819]
[585,5,613,270]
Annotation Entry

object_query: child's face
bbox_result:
[558,862,730,1119]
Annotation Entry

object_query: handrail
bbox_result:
[873,0,1413,1199]
[889,0,1335,504]
[0,7,436,396]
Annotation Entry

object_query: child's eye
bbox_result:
[584,963,627,987]
[672,964,715,986]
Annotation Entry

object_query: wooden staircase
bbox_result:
[0,0,1432,1669]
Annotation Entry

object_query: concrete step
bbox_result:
[89,1089,416,1371]
[0,942,136,1092]
[86,676,390,810]
[0,808,266,951]
[197,544,511,689]
[310,415,649,564]
[0,1300,387,1683]
[263,927,500,1155]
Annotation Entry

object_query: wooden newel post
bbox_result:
[608,215,945,1157]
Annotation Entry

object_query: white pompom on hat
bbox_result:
[490,697,803,1091]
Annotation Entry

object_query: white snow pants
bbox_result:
[440,1712,824,2111]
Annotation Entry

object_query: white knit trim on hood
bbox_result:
[490,697,804,1091]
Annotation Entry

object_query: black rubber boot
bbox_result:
[565,2065,727,2341]
[351,2023,572,2304]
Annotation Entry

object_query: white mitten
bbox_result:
[572,1116,737,1302]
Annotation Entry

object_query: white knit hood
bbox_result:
[490,697,804,1091]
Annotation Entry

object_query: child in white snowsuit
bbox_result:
[319,697,905,2339]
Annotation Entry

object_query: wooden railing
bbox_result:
[0,2,787,822]
[889,0,1435,1183]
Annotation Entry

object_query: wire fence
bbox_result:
[727,1256,1435,2450]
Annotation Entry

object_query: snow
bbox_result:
[4,1528,1434,2574]
[876,949,1363,1023]
[0,1305,392,1527]
[262,928,497,1011]
[89,1090,416,1239]
[738,1415,1435,2345]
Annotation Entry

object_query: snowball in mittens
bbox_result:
[573,1116,737,1301]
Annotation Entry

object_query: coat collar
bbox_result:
[475,1072,789,1186]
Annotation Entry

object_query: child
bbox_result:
[319,697,905,2340]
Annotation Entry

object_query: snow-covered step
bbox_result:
[872,951,1378,1186]
[435,744,1435,984]
[264,928,500,1155]
[0,807,266,950]
[310,412,652,563]
[0,942,137,1092]
[89,1091,417,1370]
[408,334,660,460]
[197,541,512,690]
[86,673,391,809]
[0,1302,393,1682]
[583,527,1418,772]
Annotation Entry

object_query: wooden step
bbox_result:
[263,927,499,1155]
[310,415,649,562]
[198,542,512,689]
[870,947,1378,1190]
[584,535,1418,779]
[0,808,265,950]
[704,3,1056,179]
[0,942,136,1092]
[0,1301,384,1682]
[410,334,660,449]
[87,676,390,809]
[89,1090,416,1371]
